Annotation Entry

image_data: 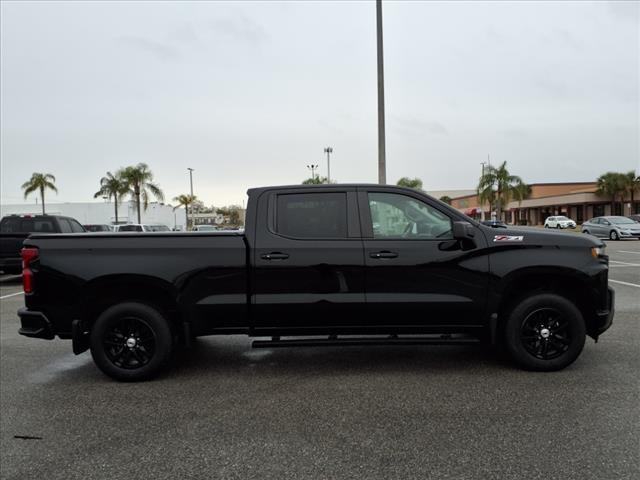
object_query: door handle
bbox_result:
[261,252,290,260]
[369,251,398,259]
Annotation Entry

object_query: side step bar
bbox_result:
[252,335,480,349]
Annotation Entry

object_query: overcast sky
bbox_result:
[1,1,638,207]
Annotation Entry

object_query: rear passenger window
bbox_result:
[69,219,84,232]
[33,219,56,233]
[0,218,20,232]
[276,193,348,238]
[57,219,72,233]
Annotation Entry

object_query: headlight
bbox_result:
[591,246,606,258]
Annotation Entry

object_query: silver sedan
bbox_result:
[581,216,640,240]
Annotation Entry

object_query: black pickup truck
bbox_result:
[17,184,614,381]
[0,214,85,274]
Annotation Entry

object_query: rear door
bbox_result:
[359,188,489,330]
[251,188,366,333]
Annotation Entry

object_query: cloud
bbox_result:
[503,128,527,139]
[117,36,181,61]
[390,115,449,136]
[210,13,268,44]
[607,1,640,22]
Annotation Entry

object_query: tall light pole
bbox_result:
[187,167,194,230]
[376,0,386,185]
[324,147,333,183]
[307,164,319,182]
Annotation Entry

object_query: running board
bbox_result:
[252,335,481,349]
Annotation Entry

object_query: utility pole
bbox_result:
[376,0,386,184]
[324,147,333,183]
[187,167,194,230]
[480,162,487,178]
[307,164,319,182]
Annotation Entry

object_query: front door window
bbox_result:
[368,192,452,240]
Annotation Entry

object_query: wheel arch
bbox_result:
[493,267,599,338]
[81,274,182,331]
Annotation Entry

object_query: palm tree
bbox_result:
[477,161,525,221]
[396,177,423,190]
[21,173,58,215]
[477,184,496,218]
[94,171,128,224]
[120,163,164,224]
[173,194,197,230]
[596,172,626,215]
[302,176,329,185]
[622,171,639,214]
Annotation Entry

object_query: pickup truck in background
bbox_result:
[17,184,614,381]
[0,214,85,274]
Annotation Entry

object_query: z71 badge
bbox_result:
[493,235,524,242]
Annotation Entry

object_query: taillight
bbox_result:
[21,247,39,294]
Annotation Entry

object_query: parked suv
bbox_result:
[544,216,576,229]
[0,214,85,274]
[582,216,640,240]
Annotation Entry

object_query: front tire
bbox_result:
[504,293,586,371]
[90,302,173,381]
[609,230,619,241]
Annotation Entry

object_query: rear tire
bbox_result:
[582,230,589,235]
[504,293,586,371]
[609,230,619,241]
[90,302,173,381]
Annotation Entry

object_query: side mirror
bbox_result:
[452,221,476,240]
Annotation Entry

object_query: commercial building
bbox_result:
[0,201,186,230]
[450,182,639,225]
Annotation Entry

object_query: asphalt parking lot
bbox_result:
[1,240,638,480]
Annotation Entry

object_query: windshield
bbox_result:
[610,217,636,225]
[557,216,570,221]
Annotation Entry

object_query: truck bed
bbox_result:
[23,231,249,338]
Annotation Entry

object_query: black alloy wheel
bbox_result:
[90,302,173,381]
[519,308,570,360]
[504,293,586,371]
[103,317,156,369]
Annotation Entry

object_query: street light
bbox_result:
[324,147,333,183]
[307,164,319,181]
[187,168,194,230]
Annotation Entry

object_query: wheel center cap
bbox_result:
[126,337,137,348]
[540,328,551,339]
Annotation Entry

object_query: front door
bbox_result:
[360,189,489,330]
[252,189,366,334]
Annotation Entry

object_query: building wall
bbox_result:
[0,201,186,229]
[529,183,597,197]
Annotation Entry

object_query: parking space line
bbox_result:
[616,251,640,255]
[0,291,23,300]
[609,260,640,266]
[609,279,640,289]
